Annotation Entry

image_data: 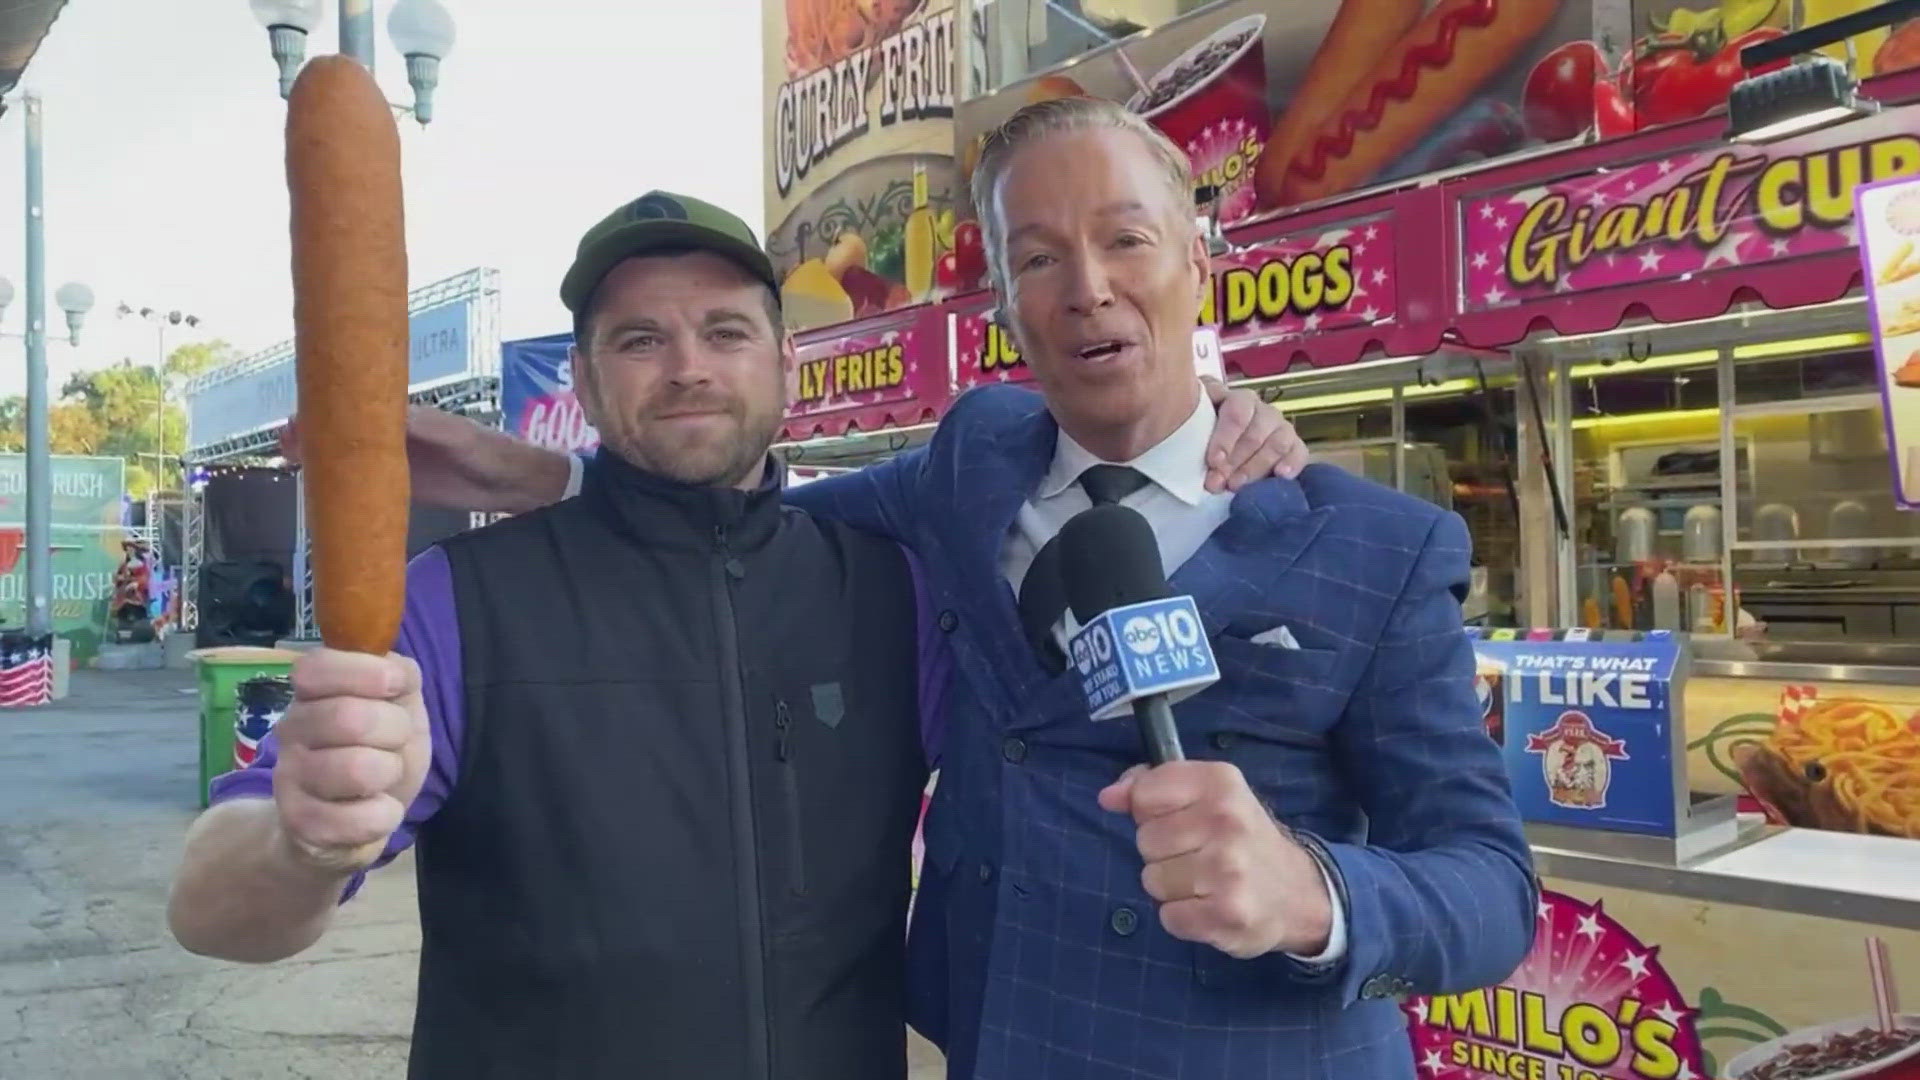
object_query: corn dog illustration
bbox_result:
[1253,0,1424,211]
[285,55,410,655]
[1279,0,1561,206]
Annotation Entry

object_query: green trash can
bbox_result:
[191,647,301,807]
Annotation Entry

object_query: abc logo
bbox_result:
[1122,616,1161,656]
[1121,607,1203,657]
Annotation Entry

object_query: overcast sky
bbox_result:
[0,0,765,395]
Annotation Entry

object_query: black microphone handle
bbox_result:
[1132,695,1186,766]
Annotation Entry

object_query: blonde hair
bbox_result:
[968,96,1196,292]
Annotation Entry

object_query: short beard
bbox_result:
[615,414,777,489]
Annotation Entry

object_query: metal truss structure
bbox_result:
[178,267,502,637]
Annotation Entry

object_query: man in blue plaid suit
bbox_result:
[777,98,1537,1078]
[377,99,1535,1077]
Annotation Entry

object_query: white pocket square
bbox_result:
[1250,624,1301,650]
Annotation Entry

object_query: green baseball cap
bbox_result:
[559,190,778,315]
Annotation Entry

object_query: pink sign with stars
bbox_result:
[1459,132,1920,312]
[1215,214,1397,346]
[782,309,948,438]
[1405,889,1706,1080]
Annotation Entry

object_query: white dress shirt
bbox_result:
[998,389,1349,965]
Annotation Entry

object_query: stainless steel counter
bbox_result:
[1528,823,1920,930]
[1688,638,1920,686]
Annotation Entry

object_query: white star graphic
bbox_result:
[1620,951,1651,980]
[1496,216,1510,230]
[1359,306,1379,320]
[1471,250,1491,270]
[1575,913,1602,940]
[1365,226,1379,242]
[1484,286,1507,305]
[1658,160,1675,174]
[1537,899,1553,920]
[1372,269,1388,286]
[1302,312,1322,331]
[1675,1062,1697,1080]
[1771,239,1791,256]
[1479,202,1496,220]
[1353,243,1367,258]
[996,369,1010,381]
[1638,249,1663,272]
[1653,1003,1686,1026]
[1421,1049,1447,1075]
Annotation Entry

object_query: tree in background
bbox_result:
[0,339,239,498]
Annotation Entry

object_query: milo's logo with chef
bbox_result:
[1526,710,1630,810]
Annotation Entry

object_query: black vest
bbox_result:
[409,451,927,1079]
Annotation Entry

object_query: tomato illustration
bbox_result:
[950,220,986,283]
[1594,79,1640,137]
[1630,26,1789,128]
[934,250,963,291]
[1523,40,1606,142]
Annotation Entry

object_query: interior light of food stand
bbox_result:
[1269,377,1481,414]
[1566,350,1721,379]
[1727,57,1879,142]
[1731,332,1871,359]
[1570,406,1723,430]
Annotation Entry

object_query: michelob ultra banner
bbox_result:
[766,0,963,331]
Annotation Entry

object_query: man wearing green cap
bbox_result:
[175,191,942,1079]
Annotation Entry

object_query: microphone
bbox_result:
[1059,505,1220,766]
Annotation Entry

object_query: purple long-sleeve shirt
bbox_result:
[208,542,949,901]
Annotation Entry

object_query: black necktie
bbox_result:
[1018,465,1151,672]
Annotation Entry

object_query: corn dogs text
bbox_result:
[286,55,411,655]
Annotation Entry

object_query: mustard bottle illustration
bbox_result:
[904,162,936,301]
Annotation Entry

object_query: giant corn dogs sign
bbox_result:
[1461,132,1920,311]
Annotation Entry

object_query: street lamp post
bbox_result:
[248,0,457,124]
[0,91,93,637]
[117,304,201,511]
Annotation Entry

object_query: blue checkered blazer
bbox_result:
[786,385,1536,1080]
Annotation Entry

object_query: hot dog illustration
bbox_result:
[285,55,411,655]
[1253,0,1423,210]
[1274,0,1561,207]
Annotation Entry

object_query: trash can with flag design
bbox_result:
[0,630,54,708]
[234,675,293,770]
[191,647,299,807]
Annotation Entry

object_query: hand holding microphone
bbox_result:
[1062,505,1335,959]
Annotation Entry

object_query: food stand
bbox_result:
[1398,64,1920,1080]
[765,0,1920,1071]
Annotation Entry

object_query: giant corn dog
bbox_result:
[1252,0,1423,211]
[1278,0,1560,206]
[286,56,410,655]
